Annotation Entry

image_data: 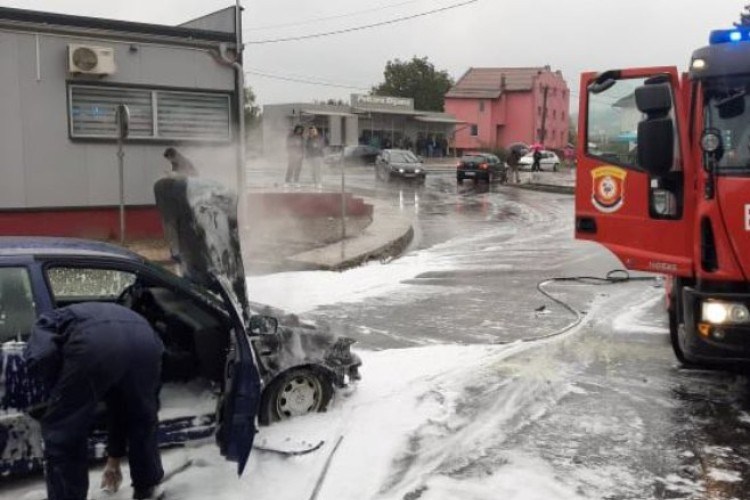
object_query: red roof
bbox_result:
[446,67,559,99]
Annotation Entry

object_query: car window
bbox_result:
[390,151,418,163]
[0,267,37,342]
[460,155,484,163]
[46,267,136,302]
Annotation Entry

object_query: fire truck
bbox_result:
[575,28,750,366]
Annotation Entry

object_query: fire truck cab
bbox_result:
[575,28,750,366]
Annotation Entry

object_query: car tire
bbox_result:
[457,175,463,184]
[668,308,702,369]
[259,368,333,425]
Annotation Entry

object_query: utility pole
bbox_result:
[539,84,549,144]
[235,0,247,229]
[115,104,130,245]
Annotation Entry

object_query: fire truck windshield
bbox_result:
[705,82,750,172]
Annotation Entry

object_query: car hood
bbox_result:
[154,176,249,319]
[390,162,423,170]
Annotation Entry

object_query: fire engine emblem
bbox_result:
[591,166,627,213]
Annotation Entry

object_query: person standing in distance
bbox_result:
[285,125,305,184]
[24,302,165,500]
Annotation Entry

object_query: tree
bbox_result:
[372,57,454,112]
[737,4,750,27]
[244,85,261,130]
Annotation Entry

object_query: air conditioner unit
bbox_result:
[68,44,116,75]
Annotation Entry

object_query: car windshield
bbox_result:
[389,151,419,163]
[704,80,750,171]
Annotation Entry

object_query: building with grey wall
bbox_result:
[262,94,461,160]
[0,6,242,240]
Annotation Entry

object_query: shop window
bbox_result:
[69,84,232,142]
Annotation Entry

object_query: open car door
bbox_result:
[214,275,261,476]
[575,67,695,277]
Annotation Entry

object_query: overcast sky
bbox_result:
[2,0,746,110]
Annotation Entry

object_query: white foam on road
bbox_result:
[246,226,514,314]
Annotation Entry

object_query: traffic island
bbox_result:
[243,191,414,273]
[285,200,414,271]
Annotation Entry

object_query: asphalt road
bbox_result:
[287,166,750,499]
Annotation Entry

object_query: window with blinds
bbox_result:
[69,85,232,141]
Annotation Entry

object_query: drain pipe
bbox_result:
[217,4,247,226]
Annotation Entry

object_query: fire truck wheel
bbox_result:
[669,308,702,368]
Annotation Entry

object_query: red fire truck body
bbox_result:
[575,29,750,365]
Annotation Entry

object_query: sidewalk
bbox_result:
[285,199,414,271]
[511,168,576,194]
[244,196,414,273]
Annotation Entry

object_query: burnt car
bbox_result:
[0,177,361,477]
[324,145,382,167]
[456,152,507,183]
[375,149,426,183]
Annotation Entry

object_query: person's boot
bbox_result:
[133,484,162,499]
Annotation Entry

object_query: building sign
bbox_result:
[351,94,414,111]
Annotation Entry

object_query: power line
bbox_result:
[246,0,479,44]
[245,68,371,91]
[246,0,428,32]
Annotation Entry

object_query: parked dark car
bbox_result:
[324,145,381,167]
[0,177,361,478]
[456,153,507,183]
[375,149,426,183]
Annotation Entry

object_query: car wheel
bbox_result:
[259,368,333,425]
[457,175,463,184]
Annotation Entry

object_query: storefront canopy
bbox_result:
[301,109,356,117]
[414,115,465,124]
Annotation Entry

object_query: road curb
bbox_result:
[507,183,574,195]
[284,200,414,271]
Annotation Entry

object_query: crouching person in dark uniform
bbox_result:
[24,303,165,500]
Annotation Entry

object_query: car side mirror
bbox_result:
[248,315,278,335]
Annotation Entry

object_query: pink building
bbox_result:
[445,66,570,153]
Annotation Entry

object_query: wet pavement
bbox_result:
[250,165,750,499]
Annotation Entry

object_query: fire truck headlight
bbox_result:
[702,302,750,324]
[692,58,707,71]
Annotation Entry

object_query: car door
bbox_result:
[575,67,694,276]
[0,262,47,476]
[214,275,261,476]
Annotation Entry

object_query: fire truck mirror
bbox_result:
[588,70,621,94]
[651,189,677,217]
[635,83,672,117]
[637,118,674,176]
